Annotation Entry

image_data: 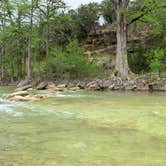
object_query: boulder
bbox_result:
[86,79,103,90]
[36,82,48,90]
[46,82,56,89]
[17,77,31,88]
[15,84,32,91]
[76,82,86,89]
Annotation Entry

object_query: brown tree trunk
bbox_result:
[115,0,129,79]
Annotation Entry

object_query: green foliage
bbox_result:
[128,44,149,74]
[145,48,166,74]
[100,0,116,24]
[69,2,100,39]
[1,0,166,81]
[34,41,104,80]
[49,13,77,46]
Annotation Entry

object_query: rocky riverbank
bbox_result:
[33,76,165,92]
[3,76,166,102]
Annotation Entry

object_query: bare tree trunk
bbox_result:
[115,0,129,79]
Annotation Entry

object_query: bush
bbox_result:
[144,48,166,76]
[33,40,104,80]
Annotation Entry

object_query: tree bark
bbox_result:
[115,0,129,79]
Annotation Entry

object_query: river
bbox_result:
[0,87,166,165]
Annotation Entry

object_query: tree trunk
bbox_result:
[46,23,49,56]
[27,6,33,79]
[115,0,129,79]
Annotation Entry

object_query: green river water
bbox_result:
[0,87,166,166]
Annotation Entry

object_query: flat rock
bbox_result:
[15,85,32,91]
[6,91,29,99]
[10,95,39,102]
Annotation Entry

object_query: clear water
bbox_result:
[0,87,166,166]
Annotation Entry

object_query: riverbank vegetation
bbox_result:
[0,0,166,84]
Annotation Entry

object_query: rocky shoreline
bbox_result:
[3,76,166,102]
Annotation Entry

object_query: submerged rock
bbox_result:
[5,89,49,102]
[6,91,29,99]
[10,95,39,102]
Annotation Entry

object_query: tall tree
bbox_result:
[115,0,129,78]
[37,0,65,56]
[114,0,166,78]
[26,0,38,79]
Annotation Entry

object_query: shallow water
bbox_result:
[0,88,166,166]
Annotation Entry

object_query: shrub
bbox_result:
[33,40,104,80]
[144,48,166,76]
